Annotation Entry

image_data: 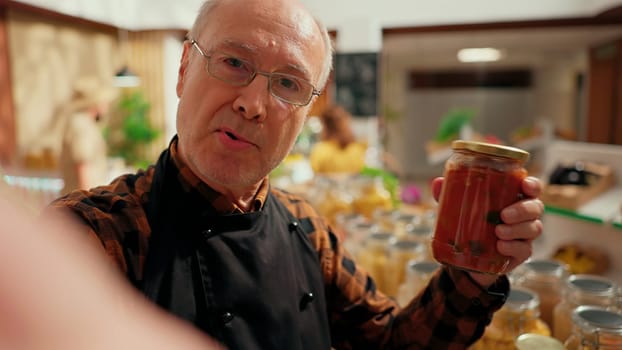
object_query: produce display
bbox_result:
[552,243,609,275]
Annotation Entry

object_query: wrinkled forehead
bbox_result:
[197,0,326,81]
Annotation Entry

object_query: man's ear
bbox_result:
[176,42,192,97]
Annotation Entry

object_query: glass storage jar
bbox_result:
[515,333,565,350]
[471,288,550,350]
[512,259,568,329]
[553,274,618,343]
[405,222,434,259]
[356,232,394,293]
[393,213,417,239]
[373,208,400,233]
[564,306,622,349]
[396,260,440,307]
[341,219,377,258]
[311,176,353,226]
[432,140,529,274]
[384,239,426,297]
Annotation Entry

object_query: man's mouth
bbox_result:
[225,131,239,140]
[217,128,256,150]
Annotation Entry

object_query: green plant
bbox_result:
[434,108,476,142]
[360,166,401,207]
[106,91,160,168]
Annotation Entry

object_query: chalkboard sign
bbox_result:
[334,52,378,117]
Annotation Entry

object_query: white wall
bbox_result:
[12,0,622,31]
[162,34,183,142]
[388,89,534,179]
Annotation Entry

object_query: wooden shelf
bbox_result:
[545,186,622,228]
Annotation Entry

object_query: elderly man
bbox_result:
[48,0,544,348]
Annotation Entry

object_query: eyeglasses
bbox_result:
[189,39,321,106]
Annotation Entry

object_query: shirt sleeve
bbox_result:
[43,172,155,278]
[315,221,508,349]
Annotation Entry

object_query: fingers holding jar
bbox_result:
[499,198,544,226]
[497,176,544,244]
[520,176,543,198]
[496,234,537,269]
[496,177,545,270]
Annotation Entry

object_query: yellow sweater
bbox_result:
[309,140,367,175]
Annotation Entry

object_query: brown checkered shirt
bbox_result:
[48,140,508,349]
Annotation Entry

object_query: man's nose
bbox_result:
[232,74,270,122]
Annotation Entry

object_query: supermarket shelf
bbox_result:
[541,141,622,231]
[544,186,622,229]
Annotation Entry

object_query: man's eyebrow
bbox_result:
[218,40,312,80]
[219,40,259,54]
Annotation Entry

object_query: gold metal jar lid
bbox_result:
[452,140,530,162]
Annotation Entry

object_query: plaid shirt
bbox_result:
[48,140,508,349]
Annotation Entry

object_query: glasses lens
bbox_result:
[208,52,253,85]
[204,50,315,106]
[270,73,313,105]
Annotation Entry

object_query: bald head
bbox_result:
[188,0,333,90]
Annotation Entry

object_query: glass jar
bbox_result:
[564,306,622,349]
[471,288,550,350]
[393,213,417,239]
[515,333,565,350]
[373,209,399,233]
[432,140,529,274]
[512,259,568,329]
[335,212,364,232]
[418,208,437,228]
[384,239,426,297]
[356,232,394,293]
[405,222,434,259]
[311,176,353,226]
[396,260,440,307]
[341,218,377,258]
[553,274,618,343]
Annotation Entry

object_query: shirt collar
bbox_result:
[169,137,268,214]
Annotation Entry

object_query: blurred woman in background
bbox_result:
[309,105,367,175]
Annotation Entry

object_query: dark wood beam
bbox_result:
[0,4,14,166]
[383,16,622,36]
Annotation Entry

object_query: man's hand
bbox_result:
[431,176,544,288]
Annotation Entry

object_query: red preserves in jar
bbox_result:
[432,140,529,274]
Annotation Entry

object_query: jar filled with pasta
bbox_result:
[471,288,550,350]
[553,274,618,343]
[393,213,417,239]
[356,232,394,293]
[384,239,426,297]
[564,306,622,349]
[341,219,377,258]
[373,209,400,233]
[512,259,568,329]
[396,260,440,307]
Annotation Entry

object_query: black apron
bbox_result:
[139,149,331,349]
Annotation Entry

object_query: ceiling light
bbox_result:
[457,48,503,63]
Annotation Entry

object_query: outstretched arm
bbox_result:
[0,191,224,350]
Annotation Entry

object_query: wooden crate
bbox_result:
[541,162,615,210]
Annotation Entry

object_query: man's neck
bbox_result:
[210,181,263,212]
